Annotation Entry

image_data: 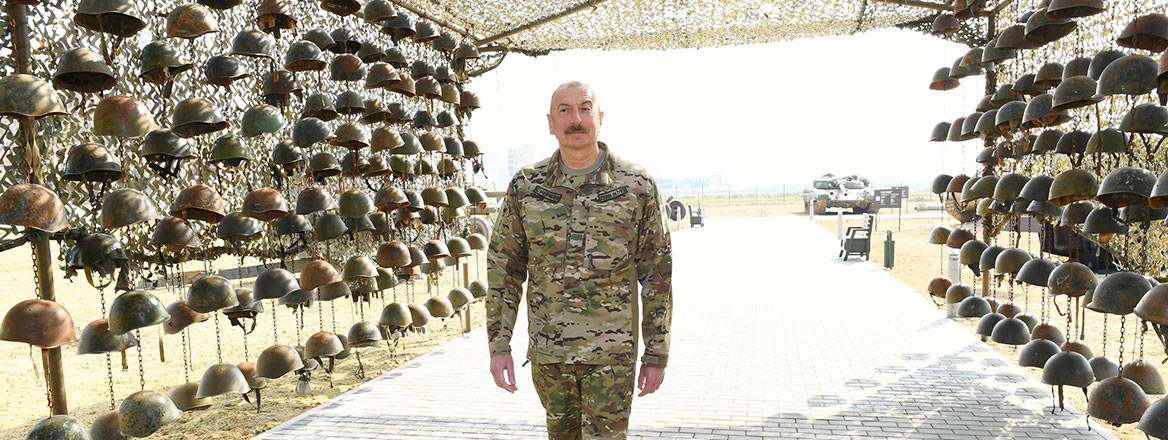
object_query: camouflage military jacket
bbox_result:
[487,142,672,367]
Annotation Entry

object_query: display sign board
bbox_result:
[874,189,902,209]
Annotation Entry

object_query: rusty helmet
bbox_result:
[151,216,202,253]
[1121,361,1165,395]
[1012,73,1045,96]
[1118,13,1168,53]
[347,321,382,347]
[296,185,337,215]
[138,40,193,84]
[166,3,217,40]
[380,302,412,329]
[365,62,401,90]
[162,300,209,334]
[202,54,250,87]
[195,363,249,399]
[1032,129,1063,155]
[333,90,364,115]
[27,415,93,440]
[256,0,296,36]
[93,95,157,137]
[1094,54,1157,101]
[230,28,275,59]
[929,67,958,90]
[1057,201,1093,227]
[1049,168,1099,206]
[993,101,1026,133]
[1018,338,1061,368]
[1022,94,1069,129]
[376,241,410,267]
[263,70,304,103]
[363,0,397,23]
[390,74,415,97]
[171,184,226,223]
[305,331,344,359]
[329,122,369,150]
[329,53,366,82]
[1121,103,1168,135]
[0,299,78,349]
[1088,376,1150,425]
[256,344,304,379]
[1055,129,1091,157]
[106,290,169,334]
[356,42,386,64]
[327,27,361,53]
[140,129,195,168]
[1097,166,1155,208]
[1047,261,1096,297]
[216,212,263,242]
[299,260,341,291]
[371,127,404,154]
[996,23,1035,51]
[361,98,390,124]
[927,277,952,298]
[61,143,122,185]
[1051,75,1100,113]
[990,84,1021,106]
[171,97,227,138]
[285,40,326,72]
[1024,7,1076,46]
[1087,271,1151,315]
[240,188,289,221]
[994,248,1032,276]
[342,256,377,282]
[52,47,116,93]
[1045,0,1104,19]
[1034,62,1064,88]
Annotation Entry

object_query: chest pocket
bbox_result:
[584,186,637,271]
[521,186,569,265]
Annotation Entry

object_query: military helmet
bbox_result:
[291,118,332,149]
[1087,376,1152,425]
[208,133,254,167]
[271,140,307,172]
[186,275,238,313]
[346,321,382,348]
[446,237,472,259]
[929,122,951,142]
[256,0,297,37]
[152,216,202,253]
[195,363,249,399]
[1120,360,1164,394]
[376,241,410,267]
[1017,175,1054,203]
[1011,73,1045,96]
[1022,94,1069,129]
[62,143,122,184]
[390,74,415,97]
[171,184,226,223]
[1045,0,1104,19]
[335,91,367,115]
[387,102,410,123]
[1086,271,1150,316]
[299,28,334,51]
[27,415,91,440]
[302,93,338,121]
[202,54,250,87]
[1034,62,1064,88]
[277,289,314,308]
[239,188,289,221]
[973,110,1000,138]
[992,173,1029,202]
[1046,261,1095,297]
[1049,169,1099,206]
[375,185,409,212]
[436,109,457,127]
[1060,55,1091,80]
[101,188,158,230]
[141,128,196,163]
[363,0,398,23]
[929,68,958,90]
[454,42,481,62]
[990,84,1022,106]
[1121,103,1168,134]
[306,152,339,181]
[963,175,998,203]
[380,302,412,329]
[1059,201,1094,226]
[945,228,975,250]
[253,268,297,301]
[927,277,952,298]
[93,95,157,137]
[423,296,454,319]
[393,132,423,154]
[460,91,481,110]
[1089,49,1127,80]
[217,212,263,242]
[993,101,1027,132]
[106,290,169,334]
[163,300,209,334]
[1051,75,1100,112]
[413,109,438,129]
[138,40,193,84]
[371,127,404,153]
[169,381,212,411]
[328,28,361,53]
[981,37,1016,65]
[275,214,312,237]
[975,312,1006,338]
[299,260,341,291]
[1118,13,1168,52]
[256,344,304,379]
[306,331,344,359]
[285,40,326,72]
[1055,129,1091,156]
[1083,206,1128,238]
[1032,129,1063,155]
[73,0,146,37]
[231,29,275,59]
[314,213,348,241]
[375,266,398,290]
[52,47,116,93]
[342,256,377,282]
[958,240,988,266]
[0,299,78,349]
[356,42,386,64]
[240,104,286,137]
[990,317,1031,345]
[944,283,973,306]
[1136,284,1168,325]
[1094,54,1157,100]
[171,97,227,138]
[1024,7,1076,46]
[1017,258,1056,287]
[329,53,366,82]
[994,248,1031,276]
[296,186,337,214]
[330,122,369,150]
[927,226,951,245]
[1042,350,1094,389]
[365,62,401,89]
[361,99,390,124]
[118,390,181,437]
[976,245,1004,272]
[1085,127,1129,155]
[931,12,958,35]
[337,189,375,218]
[1097,166,1155,208]
[996,24,1035,51]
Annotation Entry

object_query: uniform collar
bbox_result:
[547,141,615,189]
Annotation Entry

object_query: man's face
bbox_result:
[547,86,603,149]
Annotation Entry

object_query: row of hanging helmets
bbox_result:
[921,0,1168,436]
[0,0,499,438]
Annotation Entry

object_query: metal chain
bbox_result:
[105,352,115,409]
[1102,314,1108,355]
[318,296,325,331]
[272,300,279,344]
[1139,320,1146,362]
[136,329,145,391]
[242,328,249,360]
[330,301,336,333]
[1118,315,1127,376]
[1040,289,1047,323]
[1066,295,1073,341]
[181,328,189,383]
[214,313,223,363]
[30,239,42,299]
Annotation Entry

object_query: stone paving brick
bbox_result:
[255,217,1117,440]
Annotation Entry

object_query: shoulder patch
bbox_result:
[596,185,629,203]
[532,185,561,203]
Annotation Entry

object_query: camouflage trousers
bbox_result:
[531,362,636,440]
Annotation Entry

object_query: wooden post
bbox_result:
[9,2,69,415]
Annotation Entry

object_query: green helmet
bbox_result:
[52,47,116,93]
[73,0,146,37]
[241,104,286,137]
[138,40,193,84]
[1093,54,1157,100]
[208,133,254,167]
[285,40,326,72]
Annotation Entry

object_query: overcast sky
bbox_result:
[466,28,986,191]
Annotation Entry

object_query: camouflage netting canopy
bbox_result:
[400,0,979,53]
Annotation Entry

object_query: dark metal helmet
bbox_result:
[990,317,1030,345]
[993,101,1026,133]
[256,344,304,379]
[1094,54,1157,100]
[348,321,382,347]
[118,390,182,437]
[1047,261,1095,297]
[334,90,365,114]
[361,99,390,124]
[393,132,423,155]
[928,226,951,245]
[1063,55,1092,80]
[342,256,377,282]
[1087,377,1150,425]
[275,214,312,236]
[195,363,249,399]
[187,274,238,313]
[958,240,987,266]
[931,12,958,34]
[980,37,1016,65]
[1085,127,1129,155]
[208,133,254,167]
[1019,175,1054,202]
[170,381,212,411]
[1121,103,1168,134]
[1049,168,1099,206]
[380,302,412,328]
[107,290,168,334]
[152,216,202,253]
[1089,49,1127,80]
[436,108,457,126]
[1043,350,1096,387]
[1022,94,1069,129]
[292,117,333,148]
[1055,129,1091,157]
[459,90,481,111]
[1051,75,1100,112]
[241,188,289,221]
[338,189,375,218]
[52,47,116,93]
[171,97,227,138]
[1032,129,1063,155]
[314,213,348,241]
[365,62,401,89]
[992,173,1029,202]
[1034,62,1064,88]
[304,28,336,51]
[1011,73,1044,96]
[256,0,297,37]
[1140,398,1168,438]
[1137,284,1168,327]
[996,24,1035,51]
[1118,13,1168,53]
[1121,361,1164,395]
[74,0,146,37]
[391,74,415,97]
[990,84,1021,106]
[975,312,1005,337]
[285,40,326,72]
[945,228,974,250]
[363,0,397,23]
[454,42,480,62]
[216,212,263,242]
[1019,338,1060,368]
[994,248,1031,276]
[328,28,361,53]
[1097,166,1155,208]
[1046,0,1104,19]
[262,69,302,107]
[0,299,78,349]
[1087,271,1151,315]
[202,54,250,87]
[415,77,441,100]
[138,40,193,84]
[978,245,1005,272]
[963,175,998,204]
[1017,258,1056,286]
[254,268,298,300]
[327,122,368,150]
[1059,201,1094,226]
[93,95,157,137]
[330,53,366,81]
[171,184,226,223]
[272,140,307,171]
[1024,7,1076,46]
[929,67,958,90]
[302,93,339,121]
[63,143,122,184]
[231,28,275,59]
[357,42,386,64]
[973,110,999,138]
[101,188,158,230]
[375,185,409,212]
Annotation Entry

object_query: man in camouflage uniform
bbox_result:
[487,81,673,440]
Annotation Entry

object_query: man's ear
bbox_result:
[547,113,554,135]
[598,111,605,126]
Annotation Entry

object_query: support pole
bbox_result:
[980,12,996,305]
[9,1,69,416]
[475,0,609,46]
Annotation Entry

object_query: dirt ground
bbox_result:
[0,243,490,440]
[816,214,1159,440]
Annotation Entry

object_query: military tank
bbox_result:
[802,173,874,215]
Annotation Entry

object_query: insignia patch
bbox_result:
[532,185,560,203]
[596,186,629,203]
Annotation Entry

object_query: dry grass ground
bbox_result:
[817,215,1161,440]
[0,244,490,440]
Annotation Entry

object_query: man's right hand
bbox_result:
[490,353,518,393]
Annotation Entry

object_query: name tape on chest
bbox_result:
[596,186,629,203]
[531,185,561,203]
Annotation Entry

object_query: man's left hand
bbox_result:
[637,364,665,397]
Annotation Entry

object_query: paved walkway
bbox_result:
[255,217,1115,440]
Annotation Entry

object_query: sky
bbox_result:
[465,28,991,193]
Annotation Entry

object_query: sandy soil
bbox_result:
[817,215,1161,440]
[0,243,490,440]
